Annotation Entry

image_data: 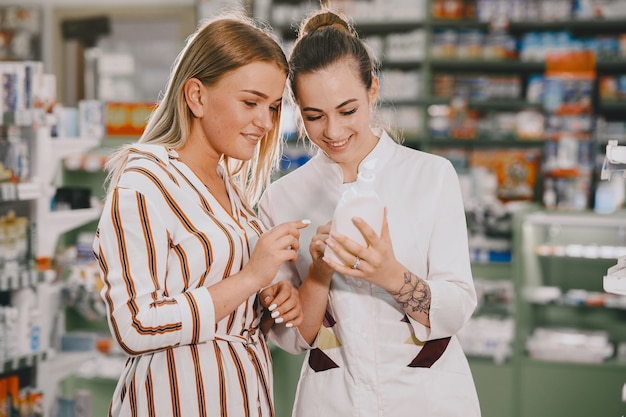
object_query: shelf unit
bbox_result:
[1,107,102,416]
[513,207,626,417]
[266,0,626,193]
[31,126,101,266]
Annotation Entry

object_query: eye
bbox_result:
[305,115,322,121]
[341,108,357,116]
[270,105,280,114]
[244,101,257,108]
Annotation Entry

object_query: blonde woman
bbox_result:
[93,12,308,417]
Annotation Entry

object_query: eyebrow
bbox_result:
[242,89,282,104]
[302,98,358,113]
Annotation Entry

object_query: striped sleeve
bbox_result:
[95,187,216,355]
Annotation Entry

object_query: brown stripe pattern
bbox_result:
[93,146,273,416]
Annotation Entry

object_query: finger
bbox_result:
[322,249,349,270]
[379,208,391,244]
[261,294,274,309]
[317,222,331,234]
[310,238,326,255]
[268,286,290,308]
[281,307,302,327]
[327,233,362,262]
[282,219,311,232]
[351,217,378,246]
[324,254,361,277]
[280,295,303,327]
[276,234,301,253]
[261,288,280,311]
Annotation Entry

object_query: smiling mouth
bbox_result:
[242,133,262,143]
[326,137,350,148]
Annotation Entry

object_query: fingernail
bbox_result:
[301,219,311,224]
[264,295,271,302]
[275,317,284,324]
[271,310,280,318]
[268,303,277,311]
[285,322,293,328]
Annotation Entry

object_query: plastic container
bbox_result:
[325,159,384,266]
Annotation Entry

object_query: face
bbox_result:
[190,61,286,161]
[295,60,379,175]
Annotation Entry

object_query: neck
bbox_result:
[340,131,380,183]
[177,145,221,185]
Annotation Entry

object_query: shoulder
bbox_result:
[391,141,455,173]
[269,154,324,191]
[125,144,171,168]
[117,144,178,190]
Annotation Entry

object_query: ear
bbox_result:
[368,75,380,107]
[184,78,205,118]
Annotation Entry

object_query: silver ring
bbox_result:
[352,256,360,270]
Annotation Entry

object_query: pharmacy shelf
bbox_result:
[508,18,626,35]
[34,128,101,190]
[423,137,546,148]
[36,207,102,262]
[1,350,48,373]
[33,127,102,262]
[36,350,100,417]
[0,268,41,291]
[430,17,626,35]
[429,59,544,73]
[601,140,626,180]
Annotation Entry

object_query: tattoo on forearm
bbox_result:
[391,272,431,314]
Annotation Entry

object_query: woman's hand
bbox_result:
[259,281,303,334]
[245,219,310,290]
[323,210,404,292]
[308,221,335,286]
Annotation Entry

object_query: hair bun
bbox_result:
[300,10,353,37]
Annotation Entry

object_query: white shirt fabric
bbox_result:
[93,144,275,417]
[258,131,481,417]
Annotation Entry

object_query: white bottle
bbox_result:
[325,159,384,267]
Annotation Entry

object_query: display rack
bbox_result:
[602,140,626,180]
[32,126,101,266]
[601,140,626,296]
[1,107,102,416]
[513,207,626,417]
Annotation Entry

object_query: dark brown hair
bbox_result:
[288,9,378,102]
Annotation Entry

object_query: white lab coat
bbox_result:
[258,131,481,417]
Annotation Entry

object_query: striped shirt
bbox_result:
[93,144,274,417]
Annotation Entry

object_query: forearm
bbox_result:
[208,269,263,322]
[388,269,431,328]
[297,269,331,344]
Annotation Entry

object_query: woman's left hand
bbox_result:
[259,281,303,334]
[323,210,404,291]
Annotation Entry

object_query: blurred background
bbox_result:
[1,0,626,416]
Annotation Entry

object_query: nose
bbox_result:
[324,115,343,140]
[254,106,274,133]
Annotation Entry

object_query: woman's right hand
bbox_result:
[246,219,310,289]
[308,221,335,285]
[259,280,303,334]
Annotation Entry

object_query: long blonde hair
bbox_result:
[104,11,288,205]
